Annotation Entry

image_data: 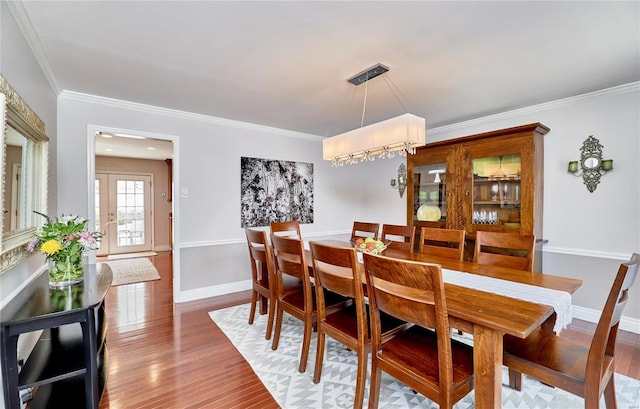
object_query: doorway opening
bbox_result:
[92,131,174,259]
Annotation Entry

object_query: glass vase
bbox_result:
[49,254,84,288]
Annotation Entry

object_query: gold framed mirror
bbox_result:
[0,74,49,273]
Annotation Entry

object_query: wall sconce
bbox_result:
[568,135,613,192]
[390,163,407,198]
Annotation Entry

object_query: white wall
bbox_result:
[56,93,377,300]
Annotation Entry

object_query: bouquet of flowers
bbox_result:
[28,212,103,283]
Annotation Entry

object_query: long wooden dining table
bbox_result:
[304,239,583,409]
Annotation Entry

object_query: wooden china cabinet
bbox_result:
[406,123,549,267]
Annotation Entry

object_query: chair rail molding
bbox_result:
[543,246,631,262]
[177,230,351,249]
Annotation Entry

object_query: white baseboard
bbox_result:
[573,305,640,334]
[175,279,252,303]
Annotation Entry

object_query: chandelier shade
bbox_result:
[322,113,426,166]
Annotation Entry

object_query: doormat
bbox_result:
[106,257,161,287]
[107,251,157,260]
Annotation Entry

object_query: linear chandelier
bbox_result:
[322,64,426,166]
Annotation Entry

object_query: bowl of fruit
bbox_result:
[351,237,390,255]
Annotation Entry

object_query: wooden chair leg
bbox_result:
[603,376,617,409]
[271,308,283,350]
[353,346,367,409]
[367,365,382,409]
[298,319,313,373]
[508,368,523,391]
[259,293,268,315]
[264,298,276,340]
[248,290,258,325]
[312,330,326,383]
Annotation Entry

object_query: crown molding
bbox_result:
[6,0,61,94]
[428,82,640,137]
[59,90,324,142]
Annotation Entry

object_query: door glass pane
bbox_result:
[116,179,146,246]
[472,154,521,226]
[413,163,446,223]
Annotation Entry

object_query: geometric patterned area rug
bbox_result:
[105,257,161,287]
[209,304,640,409]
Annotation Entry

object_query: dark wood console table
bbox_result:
[1,263,112,409]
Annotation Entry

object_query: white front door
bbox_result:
[96,173,153,256]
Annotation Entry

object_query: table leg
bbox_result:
[472,325,503,409]
[1,334,20,409]
[82,310,99,409]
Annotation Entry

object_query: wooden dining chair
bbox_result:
[351,221,380,241]
[381,224,416,252]
[473,231,535,271]
[309,242,406,409]
[270,234,349,373]
[503,253,639,409]
[362,253,474,409]
[270,220,301,238]
[245,228,277,340]
[418,227,466,261]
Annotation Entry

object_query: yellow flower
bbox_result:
[41,239,62,255]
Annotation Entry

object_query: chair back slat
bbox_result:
[271,234,308,282]
[474,231,535,271]
[381,224,416,252]
[363,253,447,339]
[246,230,269,263]
[310,242,360,299]
[419,227,465,261]
[270,220,301,238]
[351,221,380,241]
[245,228,273,281]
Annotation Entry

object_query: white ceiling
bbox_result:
[13,1,640,159]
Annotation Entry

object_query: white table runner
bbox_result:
[332,246,572,333]
[442,268,572,333]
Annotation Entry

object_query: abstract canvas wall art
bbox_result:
[241,157,314,227]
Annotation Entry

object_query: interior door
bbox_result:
[96,173,153,255]
[95,174,108,257]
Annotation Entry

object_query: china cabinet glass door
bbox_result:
[413,163,447,224]
[471,154,522,227]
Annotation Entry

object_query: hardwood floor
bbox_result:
[98,251,278,409]
[98,251,640,409]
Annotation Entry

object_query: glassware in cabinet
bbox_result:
[472,154,522,226]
